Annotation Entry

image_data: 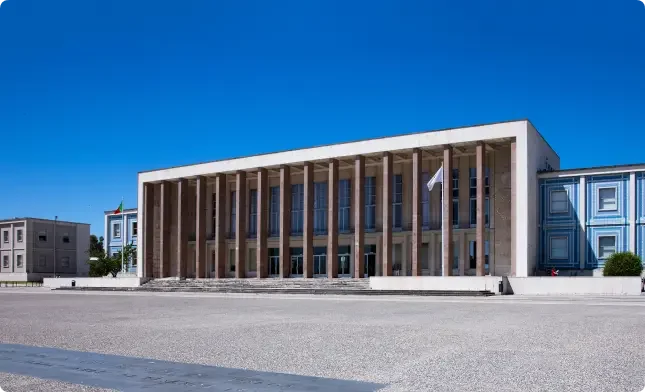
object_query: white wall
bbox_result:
[370,276,503,294]
[507,277,641,296]
[44,277,144,289]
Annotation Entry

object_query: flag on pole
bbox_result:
[426,166,444,192]
[114,201,123,215]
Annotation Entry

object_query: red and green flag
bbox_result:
[114,201,123,214]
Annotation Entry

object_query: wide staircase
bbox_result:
[138,278,494,296]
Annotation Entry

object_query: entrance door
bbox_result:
[364,244,376,277]
[268,248,280,276]
[338,245,351,277]
[291,255,303,276]
[313,247,327,277]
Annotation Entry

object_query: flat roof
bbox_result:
[104,208,138,215]
[0,217,90,225]
[538,162,645,178]
[139,119,543,183]
[139,118,538,175]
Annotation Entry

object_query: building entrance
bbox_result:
[364,244,377,277]
[269,248,280,276]
[290,247,304,276]
[313,247,327,277]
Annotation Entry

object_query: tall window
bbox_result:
[550,190,568,214]
[598,188,617,211]
[339,179,351,232]
[422,172,430,228]
[393,174,403,229]
[248,189,257,237]
[16,254,23,268]
[2,230,7,243]
[365,177,376,230]
[313,182,328,234]
[269,186,280,237]
[452,169,459,227]
[469,168,490,226]
[291,184,304,235]
[131,222,137,237]
[230,191,236,235]
[16,229,23,242]
[113,223,121,238]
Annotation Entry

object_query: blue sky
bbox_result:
[0,0,644,237]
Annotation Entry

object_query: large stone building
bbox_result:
[136,120,558,279]
[0,217,90,281]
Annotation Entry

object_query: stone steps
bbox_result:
[142,278,371,290]
[56,286,495,296]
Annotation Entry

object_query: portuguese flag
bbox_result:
[114,201,123,214]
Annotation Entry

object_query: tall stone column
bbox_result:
[442,147,453,276]
[235,171,247,279]
[214,174,227,279]
[411,149,422,276]
[354,155,365,278]
[510,141,517,277]
[256,168,268,279]
[382,152,393,276]
[327,159,339,278]
[176,179,188,278]
[159,181,171,278]
[143,183,154,278]
[279,165,291,278]
[303,162,314,278]
[476,142,486,276]
[195,176,207,279]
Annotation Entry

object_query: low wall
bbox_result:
[43,277,145,289]
[507,277,642,296]
[369,276,503,294]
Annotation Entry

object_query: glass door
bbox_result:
[313,247,327,277]
[338,245,351,277]
[290,247,303,277]
[268,248,280,276]
[364,244,376,277]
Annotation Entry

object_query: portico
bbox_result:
[137,120,559,279]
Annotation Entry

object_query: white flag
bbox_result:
[426,166,443,192]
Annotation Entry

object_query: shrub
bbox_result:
[603,252,643,277]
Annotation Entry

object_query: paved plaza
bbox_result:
[0,290,644,391]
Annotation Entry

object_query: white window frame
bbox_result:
[2,255,8,268]
[597,187,617,212]
[16,254,23,268]
[549,236,569,260]
[2,230,8,243]
[131,221,138,237]
[112,222,121,238]
[16,229,23,243]
[598,235,617,259]
[549,189,569,214]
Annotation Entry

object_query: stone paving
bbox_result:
[0,290,644,391]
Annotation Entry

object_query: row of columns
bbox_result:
[143,144,490,279]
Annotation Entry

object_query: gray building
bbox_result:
[0,218,91,281]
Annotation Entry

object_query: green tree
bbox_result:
[88,235,105,258]
[87,242,136,278]
[603,252,644,277]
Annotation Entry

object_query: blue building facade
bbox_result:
[538,166,644,274]
[104,208,138,273]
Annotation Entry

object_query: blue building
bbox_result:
[104,208,137,273]
[538,165,645,275]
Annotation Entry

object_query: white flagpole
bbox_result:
[121,197,124,275]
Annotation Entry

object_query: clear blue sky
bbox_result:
[0,0,644,237]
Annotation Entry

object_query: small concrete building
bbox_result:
[0,218,91,281]
[135,119,559,279]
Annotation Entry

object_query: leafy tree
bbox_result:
[87,242,136,278]
[88,235,105,258]
[603,252,644,277]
